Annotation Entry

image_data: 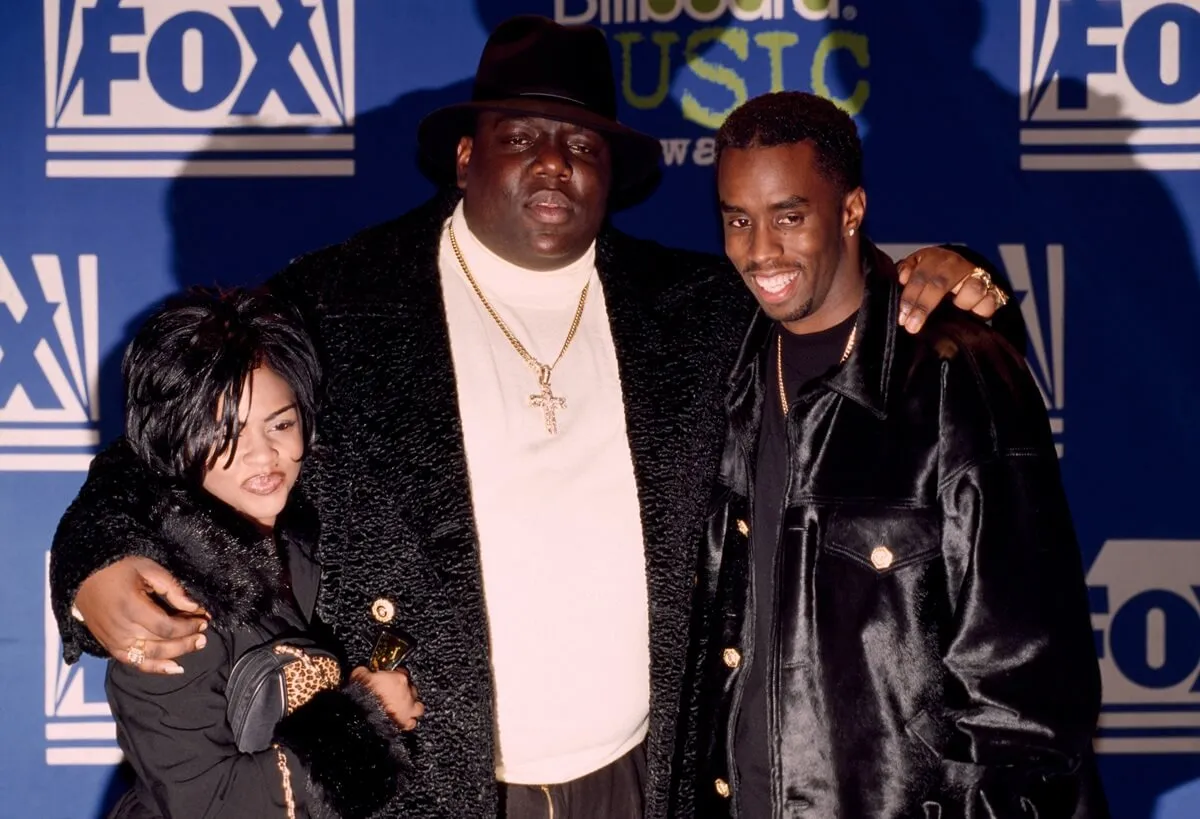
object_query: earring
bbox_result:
[848,227,856,236]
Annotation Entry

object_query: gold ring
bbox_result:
[968,267,993,292]
[990,287,1009,308]
[126,637,146,666]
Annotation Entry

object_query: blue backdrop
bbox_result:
[1,1,1198,816]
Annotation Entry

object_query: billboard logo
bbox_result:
[44,554,121,766]
[44,0,355,178]
[1089,540,1200,755]
[0,254,99,472]
[1020,0,1200,171]
[558,0,870,147]
[555,0,850,24]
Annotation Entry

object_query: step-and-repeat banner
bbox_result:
[1,1,1198,816]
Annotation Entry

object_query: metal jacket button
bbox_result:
[371,598,396,623]
[870,545,895,571]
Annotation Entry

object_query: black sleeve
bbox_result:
[108,629,409,819]
[918,333,1101,816]
[925,454,1100,816]
[49,441,176,661]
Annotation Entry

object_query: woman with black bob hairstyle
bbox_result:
[77,287,422,819]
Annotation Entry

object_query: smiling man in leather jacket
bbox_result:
[694,91,1106,818]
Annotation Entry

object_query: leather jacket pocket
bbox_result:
[777,507,944,672]
[822,506,942,574]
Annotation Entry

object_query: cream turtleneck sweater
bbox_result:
[438,202,649,785]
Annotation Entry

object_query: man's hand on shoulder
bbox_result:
[74,556,209,675]
[896,246,1009,334]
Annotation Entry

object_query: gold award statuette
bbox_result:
[369,628,416,672]
[368,597,416,672]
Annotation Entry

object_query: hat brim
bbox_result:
[417,97,662,207]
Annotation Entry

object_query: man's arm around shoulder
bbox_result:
[50,441,206,667]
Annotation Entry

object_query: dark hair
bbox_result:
[122,287,321,482]
[715,91,863,194]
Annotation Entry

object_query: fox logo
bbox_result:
[0,254,99,471]
[44,555,120,766]
[1020,0,1200,171]
[44,0,355,177]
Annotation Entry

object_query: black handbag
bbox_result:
[225,637,342,753]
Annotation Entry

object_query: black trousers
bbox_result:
[499,742,646,819]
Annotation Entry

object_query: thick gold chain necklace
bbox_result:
[448,222,590,435]
[777,322,858,416]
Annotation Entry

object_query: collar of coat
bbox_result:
[137,473,320,629]
[726,239,901,436]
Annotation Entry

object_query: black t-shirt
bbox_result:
[733,313,857,818]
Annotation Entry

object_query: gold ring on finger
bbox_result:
[968,267,993,292]
[126,637,147,666]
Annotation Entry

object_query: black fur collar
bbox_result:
[147,483,320,629]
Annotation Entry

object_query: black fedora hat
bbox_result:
[418,15,662,204]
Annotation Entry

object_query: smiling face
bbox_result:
[201,366,303,531]
[455,112,613,271]
[718,140,866,334]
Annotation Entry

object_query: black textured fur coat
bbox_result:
[52,192,754,818]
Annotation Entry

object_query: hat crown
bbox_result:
[470,16,617,120]
[415,15,662,204]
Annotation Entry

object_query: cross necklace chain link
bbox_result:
[448,222,589,435]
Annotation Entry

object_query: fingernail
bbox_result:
[198,620,208,632]
[195,635,207,649]
[898,305,911,324]
[164,663,184,675]
[906,315,923,333]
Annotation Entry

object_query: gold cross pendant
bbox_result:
[528,365,566,435]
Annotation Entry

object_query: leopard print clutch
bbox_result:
[226,638,343,753]
[274,644,342,713]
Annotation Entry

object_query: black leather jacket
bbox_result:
[694,245,1105,819]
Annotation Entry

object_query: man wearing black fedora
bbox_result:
[50,15,1004,819]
